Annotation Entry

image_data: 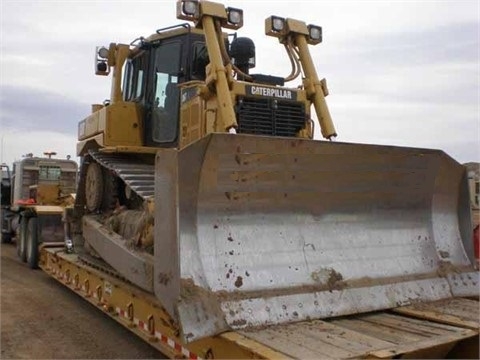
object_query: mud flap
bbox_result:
[154,133,477,342]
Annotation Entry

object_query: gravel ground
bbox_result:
[0,243,163,359]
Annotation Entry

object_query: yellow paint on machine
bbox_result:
[77,102,143,155]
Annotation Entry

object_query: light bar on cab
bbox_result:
[265,16,324,46]
[176,0,243,30]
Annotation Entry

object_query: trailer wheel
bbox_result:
[26,217,39,269]
[1,231,12,243]
[17,216,27,262]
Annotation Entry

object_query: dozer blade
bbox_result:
[154,133,478,342]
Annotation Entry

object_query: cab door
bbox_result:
[144,40,183,147]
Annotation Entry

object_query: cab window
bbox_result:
[39,166,61,181]
[151,41,182,143]
[123,52,148,101]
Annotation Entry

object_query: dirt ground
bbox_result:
[0,243,164,359]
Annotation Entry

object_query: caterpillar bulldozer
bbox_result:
[46,0,479,356]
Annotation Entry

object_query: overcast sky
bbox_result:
[0,0,479,166]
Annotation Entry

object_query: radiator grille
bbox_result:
[235,97,306,137]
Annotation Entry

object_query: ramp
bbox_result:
[153,133,478,341]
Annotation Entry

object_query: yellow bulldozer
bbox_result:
[50,0,479,356]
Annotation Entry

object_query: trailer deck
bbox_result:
[40,245,479,359]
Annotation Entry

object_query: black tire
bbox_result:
[17,216,27,262]
[26,217,39,269]
[1,232,12,243]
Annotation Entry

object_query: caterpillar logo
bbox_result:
[246,85,297,100]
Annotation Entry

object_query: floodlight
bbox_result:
[265,16,286,37]
[183,0,198,15]
[307,24,322,45]
[98,47,109,59]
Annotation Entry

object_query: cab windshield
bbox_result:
[151,41,182,144]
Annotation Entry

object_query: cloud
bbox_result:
[0,85,89,134]
[321,21,478,95]
[0,0,478,167]
[306,20,480,164]
[0,130,78,166]
[0,85,84,165]
[325,90,479,162]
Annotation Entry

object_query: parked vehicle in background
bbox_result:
[0,152,77,268]
[1,164,12,243]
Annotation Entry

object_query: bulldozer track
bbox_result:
[78,251,128,283]
[88,150,155,200]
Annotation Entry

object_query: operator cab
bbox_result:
[121,25,210,147]
[120,24,266,148]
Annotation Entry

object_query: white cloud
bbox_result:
[0,0,478,166]
[1,129,78,166]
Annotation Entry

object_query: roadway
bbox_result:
[1,242,163,359]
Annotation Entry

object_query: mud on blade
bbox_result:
[154,134,477,342]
